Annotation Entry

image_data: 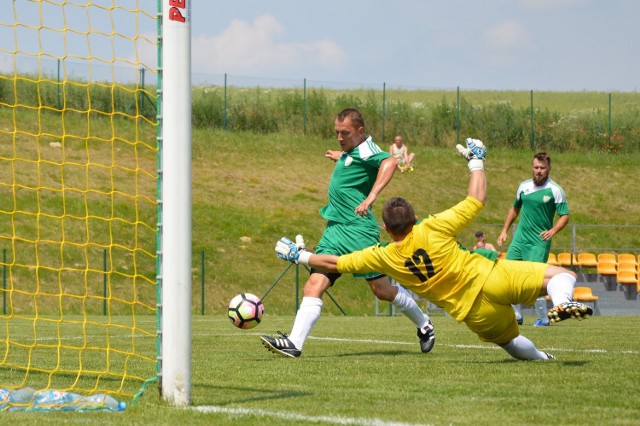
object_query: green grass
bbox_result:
[2,87,640,423]
[192,129,640,316]
[5,314,639,425]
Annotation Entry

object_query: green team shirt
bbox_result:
[337,197,496,322]
[319,136,390,228]
[508,177,569,261]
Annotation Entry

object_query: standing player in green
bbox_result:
[497,152,569,327]
[274,139,592,361]
[260,108,435,358]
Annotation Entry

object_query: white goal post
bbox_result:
[160,0,193,406]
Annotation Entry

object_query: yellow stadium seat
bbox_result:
[597,261,617,276]
[617,262,638,274]
[617,253,638,265]
[573,286,599,302]
[577,252,597,268]
[547,253,558,265]
[557,252,579,267]
[617,270,638,285]
[597,253,617,264]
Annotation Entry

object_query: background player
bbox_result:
[497,152,569,327]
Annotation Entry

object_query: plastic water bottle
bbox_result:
[32,390,81,411]
[75,393,126,412]
[0,388,10,410]
[7,387,36,411]
[2,388,124,412]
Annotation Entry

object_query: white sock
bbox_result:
[502,335,549,360]
[547,272,575,306]
[392,284,430,329]
[512,304,522,321]
[288,297,323,350]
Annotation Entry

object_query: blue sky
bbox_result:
[1,1,638,92]
[190,0,639,92]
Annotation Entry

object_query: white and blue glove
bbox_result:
[275,236,311,266]
[456,138,487,171]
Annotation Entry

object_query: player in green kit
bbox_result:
[274,139,592,361]
[260,108,435,358]
[497,152,569,326]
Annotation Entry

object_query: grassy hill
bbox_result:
[1,104,639,318]
[192,129,640,317]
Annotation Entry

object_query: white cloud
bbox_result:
[192,14,347,75]
[485,20,533,51]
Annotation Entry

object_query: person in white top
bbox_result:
[389,135,415,172]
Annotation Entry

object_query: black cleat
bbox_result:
[547,301,593,323]
[417,320,436,353]
[260,331,301,358]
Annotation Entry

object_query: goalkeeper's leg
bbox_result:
[368,277,435,353]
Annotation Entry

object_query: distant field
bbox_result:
[1,104,639,317]
[192,129,640,316]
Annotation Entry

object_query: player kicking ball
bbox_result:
[273,138,592,361]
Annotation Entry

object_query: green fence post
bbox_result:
[295,263,300,313]
[201,249,205,315]
[381,82,386,144]
[57,59,61,110]
[530,90,534,150]
[103,249,107,316]
[456,86,460,145]
[608,93,612,142]
[3,248,6,316]
[303,78,307,136]
[223,73,228,130]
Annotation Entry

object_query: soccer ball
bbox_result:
[227,293,264,329]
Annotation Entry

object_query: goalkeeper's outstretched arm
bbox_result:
[306,253,340,271]
[456,138,487,204]
[275,237,340,271]
[468,169,486,204]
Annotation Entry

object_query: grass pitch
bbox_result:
[4,313,640,425]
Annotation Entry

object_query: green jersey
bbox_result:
[319,136,390,227]
[507,177,569,262]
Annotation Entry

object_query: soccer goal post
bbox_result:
[159,0,193,407]
[0,0,192,408]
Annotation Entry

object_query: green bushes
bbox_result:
[191,86,640,152]
[3,72,640,152]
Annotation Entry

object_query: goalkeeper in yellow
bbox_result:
[275,139,592,361]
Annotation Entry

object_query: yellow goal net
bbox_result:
[0,0,158,402]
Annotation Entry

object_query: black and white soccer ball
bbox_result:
[227,293,264,329]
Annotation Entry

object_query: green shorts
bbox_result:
[506,240,550,263]
[463,259,547,346]
[315,221,382,280]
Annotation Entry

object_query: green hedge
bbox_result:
[2,73,639,152]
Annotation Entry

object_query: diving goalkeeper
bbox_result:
[275,138,592,361]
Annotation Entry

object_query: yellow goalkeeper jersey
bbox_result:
[337,196,496,322]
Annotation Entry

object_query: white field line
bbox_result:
[7,331,639,355]
[195,332,640,355]
[192,405,431,426]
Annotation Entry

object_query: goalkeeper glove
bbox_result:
[456,138,487,171]
[275,237,311,266]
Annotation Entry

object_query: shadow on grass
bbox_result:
[329,349,416,358]
[192,384,311,406]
